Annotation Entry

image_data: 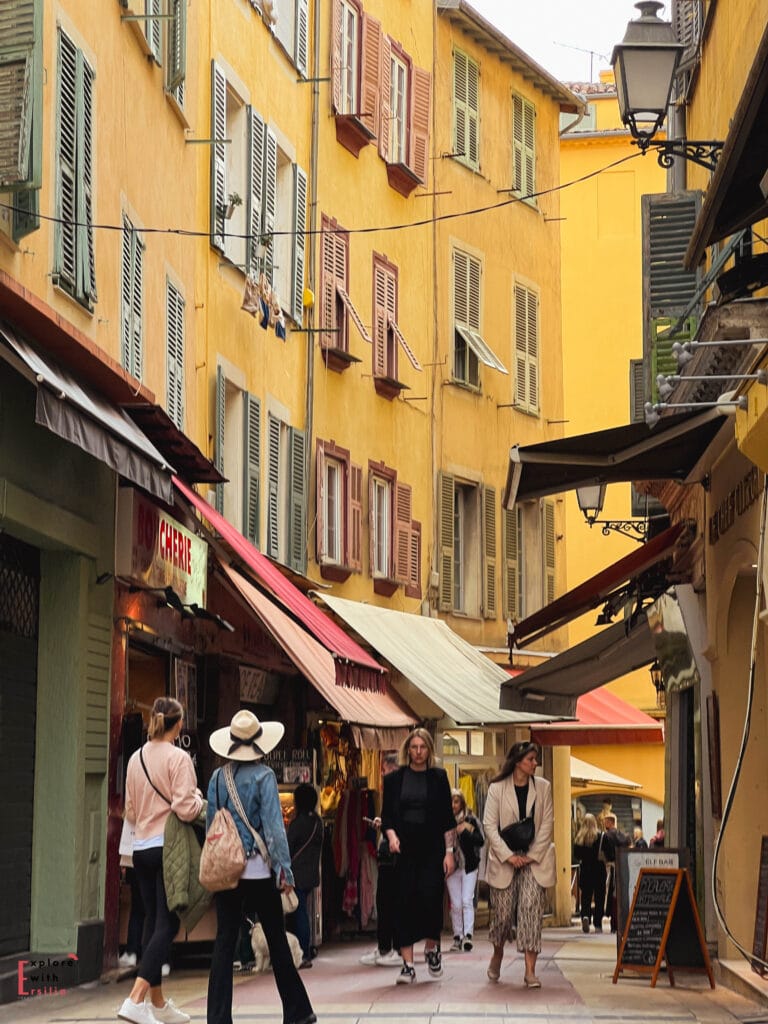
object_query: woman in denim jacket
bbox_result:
[205,711,315,1024]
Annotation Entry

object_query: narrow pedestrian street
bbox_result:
[3,927,767,1024]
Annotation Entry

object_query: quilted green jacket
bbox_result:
[163,804,212,932]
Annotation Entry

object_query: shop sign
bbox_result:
[264,747,313,784]
[239,666,280,704]
[708,466,761,544]
[116,489,207,605]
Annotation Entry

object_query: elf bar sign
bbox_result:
[116,489,207,606]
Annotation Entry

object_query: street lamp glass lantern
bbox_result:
[611,1,684,142]
[575,483,606,522]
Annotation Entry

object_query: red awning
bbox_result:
[174,477,386,690]
[529,687,663,746]
[510,522,685,648]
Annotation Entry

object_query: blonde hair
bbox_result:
[574,812,599,847]
[451,789,467,814]
[148,697,183,739]
[398,727,435,768]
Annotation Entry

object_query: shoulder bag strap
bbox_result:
[139,746,172,805]
[292,817,320,861]
[223,763,271,865]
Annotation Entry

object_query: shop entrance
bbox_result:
[0,534,40,955]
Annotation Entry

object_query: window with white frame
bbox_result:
[514,281,540,415]
[339,0,360,115]
[371,474,391,578]
[388,49,408,165]
[121,216,144,382]
[367,462,420,592]
[512,93,536,200]
[452,249,509,386]
[325,457,343,564]
[316,439,362,576]
[453,48,479,170]
[166,279,185,430]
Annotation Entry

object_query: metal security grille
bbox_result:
[0,533,40,639]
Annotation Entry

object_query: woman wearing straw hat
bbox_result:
[206,710,316,1024]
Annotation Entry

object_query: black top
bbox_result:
[514,783,529,820]
[287,810,323,890]
[381,765,455,856]
[400,768,428,825]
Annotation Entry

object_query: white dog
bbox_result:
[250,922,303,972]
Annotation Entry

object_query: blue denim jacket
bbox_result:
[206,761,294,886]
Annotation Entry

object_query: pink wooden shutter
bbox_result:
[360,14,381,135]
[394,482,412,584]
[331,0,342,113]
[349,462,362,571]
[316,441,326,561]
[372,259,387,376]
[378,35,392,160]
[320,217,336,348]
[408,66,431,183]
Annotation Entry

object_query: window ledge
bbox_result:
[446,378,481,394]
[334,114,375,158]
[373,374,409,400]
[321,346,361,373]
[164,89,190,129]
[385,161,421,198]
[319,563,355,583]
[373,578,399,597]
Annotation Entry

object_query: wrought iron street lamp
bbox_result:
[575,483,648,541]
[612,2,723,171]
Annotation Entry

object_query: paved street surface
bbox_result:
[3,927,768,1024]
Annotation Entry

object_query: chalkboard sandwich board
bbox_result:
[613,868,714,988]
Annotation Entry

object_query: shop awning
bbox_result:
[504,408,729,507]
[510,522,685,648]
[123,403,224,485]
[0,324,173,503]
[318,594,551,726]
[173,477,387,690]
[570,756,641,790]
[530,687,663,746]
[222,566,415,728]
[501,614,656,718]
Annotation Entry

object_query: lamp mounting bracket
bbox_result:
[636,137,724,172]
[586,518,648,542]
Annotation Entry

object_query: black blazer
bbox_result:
[381,765,455,854]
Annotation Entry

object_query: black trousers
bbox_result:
[579,863,606,929]
[133,847,179,987]
[376,863,397,954]
[207,878,313,1024]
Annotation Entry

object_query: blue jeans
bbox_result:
[290,888,312,961]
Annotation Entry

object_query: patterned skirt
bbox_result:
[488,865,545,952]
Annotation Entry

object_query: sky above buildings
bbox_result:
[470,0,647,83]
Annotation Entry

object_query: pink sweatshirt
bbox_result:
[125,740,203,842]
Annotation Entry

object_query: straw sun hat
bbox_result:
[209,709,284,762]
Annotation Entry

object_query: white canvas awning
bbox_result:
[570,756,641,790]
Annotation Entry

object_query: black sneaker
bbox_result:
[449,935,462,952]
[426,949,443,978]
[463,933,473,951]
[396,963,416,985]
[582,916,590,933]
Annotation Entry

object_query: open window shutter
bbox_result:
[167,0,186,91]
[468,254,481,330]
[0,0,36,189]
[482,486,497,619]
[438,472,454,612]
[316,443,327,562]
[512,94,523,193]
[408,66,430,183]
[378,33,391,160]
[543,499,556,604]
[146,0,162,63]
[405,520,421,598]
[121,222,133,375]
[295,0,309,76]
[453,249,468,326]
[243,392,261,544]
[12,187,39,241]
[262,124,277,282]
[266,414,280,559]
[214,366,225,513]
[349,463,362,571]
[210,61,227,251]
[453,50,467,160]
[372,261,388,376]
[320,219,337,348]
[394,482,412,585]
[247,107,265,274]
[630,358,645,422]
[385,265,397,376]
[514,283,528,409]
[331,0,342,113]
[55,31,77,292]
[368,471,376,576]
[166,282,185,430]
[361,14,382,138]
[77,51,96,303]
[132,234,143,380]
[289,428,307,573]
[526,287,539,413]
[523,98,535,197]
[502,507,520,621]
[466,56,478,166]
[291,164,307,322]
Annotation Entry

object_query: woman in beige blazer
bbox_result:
[483,742,555,988]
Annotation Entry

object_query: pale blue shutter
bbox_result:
[289,427,306,572]
[166,281,185,429]
[0,0,38,189]
[55,31,77,292]
[247,107,265,274]
[262,125,277,282]
[243,392,261,545]
[214,366,225,513]
[77,49,96,303]
[295,0,309,76]
[132,233,143,380]
[146,0,162,63]
[121,221,132,374]
[291,164,307,322]
[210,61,227,251]
[266,414,280,559]
[166,0,186,92]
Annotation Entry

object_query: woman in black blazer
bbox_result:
[381,728,456,985]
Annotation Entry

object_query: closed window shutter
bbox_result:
[394,482,412,584]
[166,0,186,91]
[266,414,281,559]
[453,50,467,162]
[77,50,95,303]
[331,0,342,113]
[361,14,382,139]
[515,283,539,413]
[502,506,520,621]
[482,486,497,619]
[295,0,308,76]
[512,94,523,193]
[262,125,277,282]
[55,32,77,293]
[210,61,227,251]
[468,253,481,329]
[291,164,307,322]
[378,34,391,161]
[0,0,37,189]
[438,472,454,611]
[630,358,645,422]
[408,66,430,183]
[405,520,421,598]
[349,462,362,571]
[215,366,225,513]
[527,287,539,413]
[12,187,39,241]
[166,281,185,430]
[367,471,376,577]
[121,220,133,375]
[466,56,479,167]
[513,95,536,196]
[146,0,162,63]
[247,107,265,274]
[543,499,556,605]
[316,442,327,562]
[132,233,143,381]
[372,260,388,376]
[289,427,307,573]
[454,249,468,326]
[320,216,337,348]
[243,392,261,544]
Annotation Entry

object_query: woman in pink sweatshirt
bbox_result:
[118,697,203,1024]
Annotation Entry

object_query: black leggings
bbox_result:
[133,847,179,987]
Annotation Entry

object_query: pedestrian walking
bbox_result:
[359,753,401,967]
[573,813,606,934]
[446,789,484,952]
[286,783,323,968]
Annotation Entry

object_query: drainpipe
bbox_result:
[304,0,321,519]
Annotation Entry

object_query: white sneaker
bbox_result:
[377,949,403,966]
[147,998,190,1024]
[117,997,158,1024]
[118,952,137,968]
[161,963,171,978]
[359,948,381,965]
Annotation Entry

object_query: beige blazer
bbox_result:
[483,774,556,890]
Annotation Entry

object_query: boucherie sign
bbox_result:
[116,489,207,606]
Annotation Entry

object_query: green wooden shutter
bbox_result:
[0,0,39,189]
[266,414,281,559]
[120,218,143,381]
[466,56,479,167]
[214,366,225,513]
[247,107,265,274]
[630,358,645,422]
[295,0,308,76]
[77,49,95,303]
[84,612,111,774]
[262,125,277,282]
[12,185,39,241]
[210,61,227,251]
[291,164,307,323]
[55,30,77,293]
[543,499,556,605]
[482,485,497,619]
[289,427,307,573]
[146,0,162,63]
[132,232,143,380]
[409,66,431,184]
[243,392,261,544]
[502,506,520,621]
[166,0,186,92]
[651,316,696,401]
[453,50,467,162]
[438,472,454,612]
[513,95,536,197]
[166,280,185,430]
